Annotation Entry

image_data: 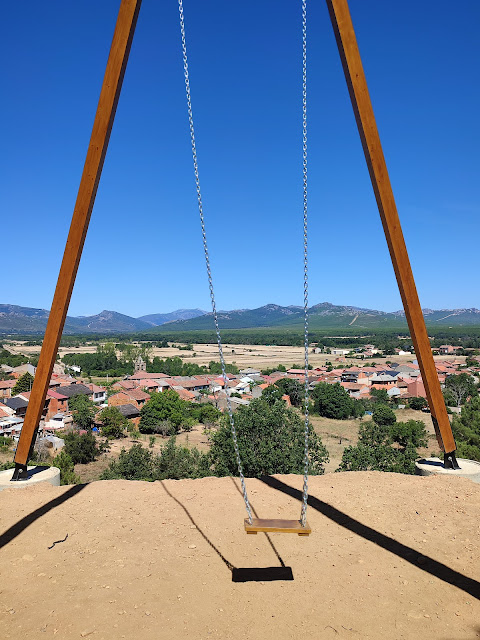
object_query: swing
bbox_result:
[178,0,312,535]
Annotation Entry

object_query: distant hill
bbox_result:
[1,302,480,335]
[138,309,207,326]
[153,302,480,331]
[0,306,151,335]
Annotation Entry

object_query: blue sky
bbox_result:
[2,1,479,318]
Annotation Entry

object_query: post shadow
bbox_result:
[160,481,293,582]
[0,483,87,549]
[260,476,480,600]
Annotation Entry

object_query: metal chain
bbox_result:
[300,0,310,527]
[178,0,253,524]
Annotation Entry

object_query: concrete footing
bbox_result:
[415,457,480,484]
[0,466,61,492]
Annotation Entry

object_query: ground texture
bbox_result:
[1,472,479,640]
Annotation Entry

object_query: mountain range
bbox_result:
[1,302,480,334]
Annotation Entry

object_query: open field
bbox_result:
[5,339,467,371]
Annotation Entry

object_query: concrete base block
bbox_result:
[415,457,480,484]
[0,466,61,492]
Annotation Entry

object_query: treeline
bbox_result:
[16,325,480,352]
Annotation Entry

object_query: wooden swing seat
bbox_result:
[244,518,311,535]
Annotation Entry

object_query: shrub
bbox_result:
[64,431,102,464]
[54,450,80,485]
[409,396,427,411]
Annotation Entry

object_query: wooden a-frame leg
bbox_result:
[12,0,142,478]
[326,0,456,456]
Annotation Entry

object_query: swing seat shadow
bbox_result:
[232,566,294,582]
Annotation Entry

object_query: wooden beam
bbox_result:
[14,0,142,469]
[325,0,456,453]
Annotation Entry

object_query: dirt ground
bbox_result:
[0,472,479,640]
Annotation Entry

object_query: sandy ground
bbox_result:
[0,472,479,640]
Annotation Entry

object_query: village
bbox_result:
[1,341,478,444]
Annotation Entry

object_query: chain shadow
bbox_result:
[260,476,480,600]
[0,483,87,549]
[160,481,293,582]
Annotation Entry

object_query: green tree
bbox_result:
[370,388,389,404]
[444,373,478,407]
[98,406,129,439]
[64,431,102,464]
[208,398,329,477]
[390,419,428,449]
[311,383,359,419]
[69,394,96,431]
[409,396,427,410]
[12,372,34,395]
[372,404,397,427]
[139,389,189,434]
[261,385,284,406]
[275,378,303,407]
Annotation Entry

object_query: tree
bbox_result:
[311,383,360,419]
[208,398,329,477]
[139,389,189,434]
[390,419,428,449]
[261,385,284,406]
[69,394,96,431]
[409,396,427,411]
[12,372,34,395]
[372,404,397,427]
[275,378,303,407]
[444,373,478,407]
[98,406,129,439]
[370,388,389,404]
[63,431,102,464]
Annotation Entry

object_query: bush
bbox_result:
[451,396,480,461]
[0,435,12,452]
[337,418,427,474]
[208,397,329,477]
[100,438,210,481]
[63,431,103,464]
[54,450,80,485]
[409,396,427,411]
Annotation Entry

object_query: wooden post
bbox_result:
[13,0,142,477]
[326,0,456,454]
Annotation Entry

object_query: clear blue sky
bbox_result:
[1,1,479,318]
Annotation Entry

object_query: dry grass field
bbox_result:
[6,338,465,372]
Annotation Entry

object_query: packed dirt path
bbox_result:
[1,472,479,639]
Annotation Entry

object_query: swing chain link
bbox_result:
[178,0,253,524]
[300,0,310,527]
